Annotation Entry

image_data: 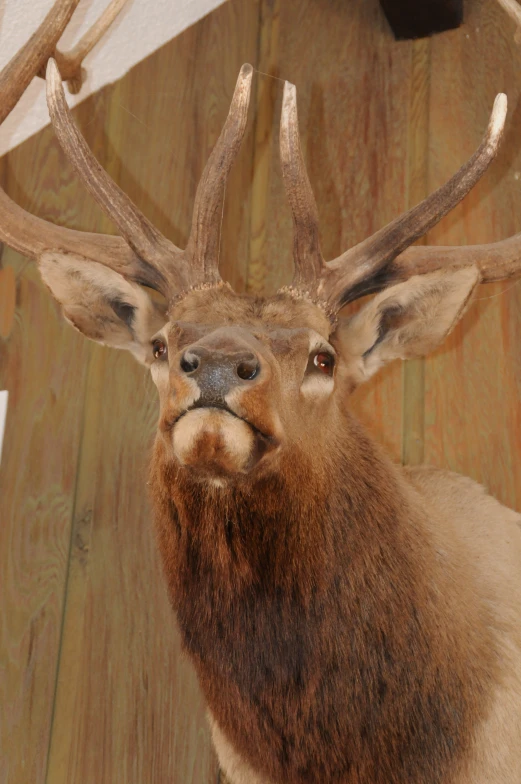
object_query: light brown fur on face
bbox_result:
[151,287,336,481]
[172,408,256,475]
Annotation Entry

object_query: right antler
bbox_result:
[0,1,253,302]
[495,0,521,42]
[279,81,521,316]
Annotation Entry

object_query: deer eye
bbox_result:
[313,351,334,375]
[152,339,168,360]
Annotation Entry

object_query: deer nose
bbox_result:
[179,346,260,401]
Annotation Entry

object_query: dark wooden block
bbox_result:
[379,0,463,40]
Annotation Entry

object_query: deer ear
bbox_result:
[337,267,480,387]
[39,253,167,365]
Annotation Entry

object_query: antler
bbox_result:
[184,63,253,285]
[45,58,184,292]
[279,82,520,314]
[495,0,521,42]
[50,0,129,93]
[45,59,253,297]
[0,0,153,284]
[0,0,80,125]
[0,0,253,301]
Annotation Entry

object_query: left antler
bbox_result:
[45,59,253,297]
[0,1,253,303]
[279,81,521,314]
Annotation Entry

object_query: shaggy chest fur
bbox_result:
[150,434,495,784]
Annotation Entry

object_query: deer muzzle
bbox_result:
[168,337,279,478]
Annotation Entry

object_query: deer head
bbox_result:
[5,58,515,484]
[4,16,521,784]
[0,5,518,484]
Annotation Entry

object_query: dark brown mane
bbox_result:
[150,412,496,784]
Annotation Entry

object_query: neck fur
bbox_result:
[149,414,495,784]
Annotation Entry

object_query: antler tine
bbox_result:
[51,0,130,94]
[495,0,521,42]
[46,58,188,295]
[322,94,508,310]
[0,0,171,293]
[0,0,80,125]
[185,63,253,286]
[0,167,167,288]
[383,231,521,290]
[280,81,325,291]
[0,182,164,283]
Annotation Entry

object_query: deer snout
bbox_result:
[179,346,261,405]
[166,339,280,477]
[169,345,265,477]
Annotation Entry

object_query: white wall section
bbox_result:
[0,0,227,156]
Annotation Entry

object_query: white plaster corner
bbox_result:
[0,0,227,157]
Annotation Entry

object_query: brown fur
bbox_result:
[41,259,521,783]
[150,412,500,784]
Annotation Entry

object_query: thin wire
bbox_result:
[252,68,287,84]
[474,277,521,300]
[118,103,152,130]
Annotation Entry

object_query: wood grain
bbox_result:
[402,38,431,467]
[0,263,16,339]
[248,0,281,295]
[46,347,218,784]
[424,0,521,511]
[0,107,97,782]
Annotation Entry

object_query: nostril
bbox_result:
[180,352,199,374]
[236,358,260,381]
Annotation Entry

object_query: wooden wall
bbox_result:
[0,0,520,781]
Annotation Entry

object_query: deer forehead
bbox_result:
[167,287,332,339]
[152,288,335,366]
[160,321,333,366]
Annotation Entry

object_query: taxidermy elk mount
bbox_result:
[2,4,521,783]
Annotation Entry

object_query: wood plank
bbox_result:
[248,0,281,295]
[0,263,16,339]
[402,38,431,466]
[424,0,521,511]
[379,0,463,40]
[255,0,412,460]
[46,1,260,781]
[0,97,103,782]
[46,346,219,784]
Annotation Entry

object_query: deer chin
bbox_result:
[171,407,275,479]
